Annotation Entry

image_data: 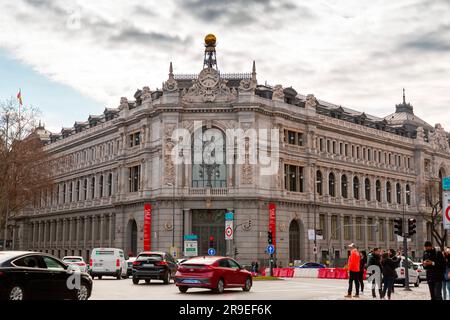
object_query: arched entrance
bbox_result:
[126,219,138,257]
[289,220,301,264]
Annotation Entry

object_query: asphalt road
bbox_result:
[90,277,430,300]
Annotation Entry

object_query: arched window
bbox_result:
[365,178,371,201]
[329,172,335,197]
[353,176,359,200]
[406,184,411,205]
[341,175,348,198]
[376,180,381,202]
[192,127,227,188]
[316,170,323,195]
[108,173,112,196]
[76,181,80,201]
[83,179,88,200]
[91,177,95,199]
[386,182,392,203]
[396,183,401,204]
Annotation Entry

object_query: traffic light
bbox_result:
[394,218,403,236]
[408,218,416,237]
[209,236,215,248]
[267,231,273,245]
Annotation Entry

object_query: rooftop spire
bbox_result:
[252,60,257,82]
[395,87,414,114]
[403,88,406,104]
[169,61,174,80]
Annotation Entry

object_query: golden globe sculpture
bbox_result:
[204,34,216,46]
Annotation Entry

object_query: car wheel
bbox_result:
[179,286,188,293]
[163,271,170,284]
[8,286,25,300]
[214,278,225,294]
[98,275,102,280]
[122,274,129,279]
[76,283,89,301]
[132,277,139,285]
[145,279,151,284]
[242,277,252,292]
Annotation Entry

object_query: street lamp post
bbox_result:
[167,182,175,250]
[313,178,321,263]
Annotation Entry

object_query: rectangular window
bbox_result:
[379,219,385,241]
[129,132,141,147]
[129,166,141,192]
[331,215,338,240]
[297,132,304,146]
[368,218,374,241]
[345,144,348,156]
[284,164,304,192]
[319,214,326,239]
[344,216,351,240]
[356,217,362,240]
[389,219,395,241]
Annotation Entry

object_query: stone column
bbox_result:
[363,216,368,250]
[109,213,113,247]
[55,219,60,248]
[100,214,104,247]
[49,220,54,248]
[75,217,79,248]
[83,216,88,249]
[38,222,42,248]
[69,218,73,249]
[91,216,96,247]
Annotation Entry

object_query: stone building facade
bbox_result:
[8,37,450,267]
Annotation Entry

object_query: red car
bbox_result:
[174,256,252,294]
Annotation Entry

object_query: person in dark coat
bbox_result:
[389,249,400,294]
[443,247,450,300]
[422,241,445,300]
[358,251,367,294]
[380,252,396,300]
[368,248,382,298]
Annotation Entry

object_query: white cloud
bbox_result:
[1,0,450,130]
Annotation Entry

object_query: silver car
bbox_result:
[413,262,427,282]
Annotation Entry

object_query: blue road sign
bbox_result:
[184,234,198,240]
[208,248,216,256]
[443,177,450,191]
[225,212,234,220]
[266,244,275,255]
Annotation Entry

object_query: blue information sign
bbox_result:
[208,248,216,256]
[184,234,198,240]
[443,177,450,191]
[266,244,275,255]
[225,212,234,220]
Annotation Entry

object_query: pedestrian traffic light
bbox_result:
[209,236,215,248]
[394,218,403,236]
[408,218,416,236]
[267,231,273,244]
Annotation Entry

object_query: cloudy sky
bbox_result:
[1,0,449,132]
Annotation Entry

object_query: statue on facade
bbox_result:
[305,94,318,109]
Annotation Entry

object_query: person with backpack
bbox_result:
[345,243,361,298]
[368,248,383,299]
[380,252,396,300]
[422,241,445,300]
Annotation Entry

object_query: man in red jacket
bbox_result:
[345,243,361,298]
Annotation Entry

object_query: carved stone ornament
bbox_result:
[305,94,318,109]
[183,67,237,103]
[164,125,176,185]
[141,86,152,100]
[238,78,256,92]
[119,97,128,110]
[416,126,425,141]
[272,85,284,101]
[432,123,449,152]
[163,78,178,92]
[278,223,287,232]
[164,221,173,231]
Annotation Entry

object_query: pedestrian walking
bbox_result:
[380,252,396,300]
[422,241,445,300]
[443,247,450,300]
[345,243,361,298]
[389,249,400,294]
[368,248,383,299]
[358,250,367,295]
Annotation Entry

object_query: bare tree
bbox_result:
[423,179,448,251]
[0,97,53,249]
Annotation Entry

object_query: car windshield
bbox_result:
[95,250,114,255]
[137,254,163,261]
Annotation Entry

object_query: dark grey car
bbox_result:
[132,252,178,285]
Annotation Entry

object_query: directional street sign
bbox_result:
[208,248,216,256]
[225,212,234,220]
[443,177,450,191]
[184,240,198,257]
[266,244,275,255]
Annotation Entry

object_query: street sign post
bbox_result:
[443,191,450,230]
[184,241,198,257]
[267,244,275,255]
[225,220,233,240]
[208,248,216,256]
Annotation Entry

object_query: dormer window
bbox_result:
[129,131,141,147]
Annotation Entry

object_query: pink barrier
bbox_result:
[318,268,328,278]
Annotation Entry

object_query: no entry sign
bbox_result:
[225,220,233,240]
[444,192,450,230]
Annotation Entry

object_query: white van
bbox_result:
[395,256,420,287]
[89,248,128,280]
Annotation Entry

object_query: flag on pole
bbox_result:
[17,89,23,105]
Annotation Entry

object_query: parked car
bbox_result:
[413,262,427,282]
[395,256,420,287]
[296,262,326,269]
[62,256,88,273]
[126,257,137,277]
[174,256,252,294]
[132,251,178,285]
[89,248,128,280]
[0,251,92,300]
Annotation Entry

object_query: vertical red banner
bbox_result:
[143,203,152,251]
[268,202,276,246]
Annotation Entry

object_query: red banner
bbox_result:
[143,203,152,251]
[269,202,276,246]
